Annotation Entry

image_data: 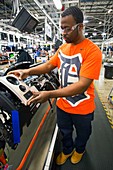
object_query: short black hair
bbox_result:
[61,6,84,23]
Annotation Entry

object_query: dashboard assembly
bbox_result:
[0,68,60,151]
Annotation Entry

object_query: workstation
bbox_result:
[0,0,113,170]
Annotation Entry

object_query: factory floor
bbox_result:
[94,65,113,128]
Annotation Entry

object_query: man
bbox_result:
[16,48,33,64]
[34,48,41,62]
[8,6,102,165]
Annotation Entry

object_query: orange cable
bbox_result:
[16,99,54,170]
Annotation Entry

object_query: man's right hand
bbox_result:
[7,69,30,80]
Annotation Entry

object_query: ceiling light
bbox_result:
[45,0,48,4]
[99,22,102,25]
[101,32,106,36]
[93,32,97,36]
[108,9,112,13]
[0,28,3,31]
[53,0,62,10]
[83,20,89,24]
[35,14,39,18]
[85,32,88,36]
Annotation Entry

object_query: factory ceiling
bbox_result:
[0,0,113,43]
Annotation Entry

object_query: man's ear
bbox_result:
[78,23,84,31]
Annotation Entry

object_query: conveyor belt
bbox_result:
[51,90,113,170]
[5,99,57,170]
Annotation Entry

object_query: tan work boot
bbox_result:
[56,151,74,165]
[71,150,85,164]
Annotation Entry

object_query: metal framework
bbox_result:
[0,0,113,42]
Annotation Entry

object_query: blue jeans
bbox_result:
[57,107,94,154]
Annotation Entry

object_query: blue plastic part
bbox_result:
[11,110,20,144]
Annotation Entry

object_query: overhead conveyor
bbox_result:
[51,90,113,170]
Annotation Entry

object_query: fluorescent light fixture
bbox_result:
[0,28,3,31]
[108,9,112,13]
[9,31,15,34]
[101,32,106,36]
[35,14,39,18]
[45,0,48,4]
[93,32,97,36]
[53,0,62,10]
[85,32,88,36]
[99,21,102,25]
[83,20,89,24]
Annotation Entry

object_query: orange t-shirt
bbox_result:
[49,38,102,115]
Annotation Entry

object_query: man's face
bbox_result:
[60,15,80,43]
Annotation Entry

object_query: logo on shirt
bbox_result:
[58,50,90,107]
